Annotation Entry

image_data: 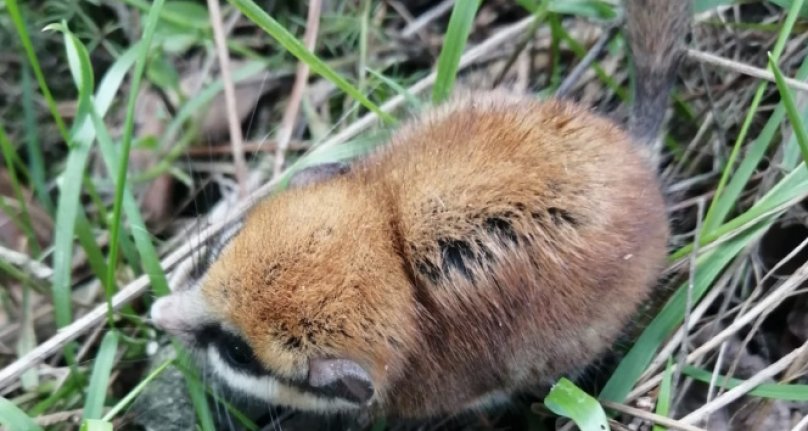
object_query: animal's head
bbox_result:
[150,163,417,413]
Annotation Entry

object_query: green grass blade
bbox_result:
[83,331,120,419]
[46,21,97,332]
[670,161,808,261]
[652,359,674,431]
[768,53,808,165]
[0,397,43,431]
[174,345,215,431]
[703,0,805,233]
[90,108,170,296]
[75,211,111,289]
[103,359,173,421]
[95,45,141,117]
[703,55,808,233]
[604,161,808,400]
[547,0,616,19]
[600,225,764,402]
[682,366,808,401]
[137,60,265,181]
[228,0,394,124]
[560,30,626,101]
[0,124,39,254]
[6,0,70,142]
[281,131,388,188]
[105,0,166,321]
[21,65,53,213]
[432,0,481,103]
[545,378,610,431]
[367,68,423,111]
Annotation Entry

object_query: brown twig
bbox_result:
[601,401,707,431]
[680,339,808,425]
[184,139,308,157]
[629,260,808,403]
[272,0,322,180]
[206,0,248,197]
[687,48,808,94]
[556,23,620,99]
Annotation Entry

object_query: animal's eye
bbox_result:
[223,338,254,366]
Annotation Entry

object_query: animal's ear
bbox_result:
[307,358,374,405]
[288,162,350,189]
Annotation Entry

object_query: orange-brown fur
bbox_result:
[153,0,691,419]
[201,92,669,417]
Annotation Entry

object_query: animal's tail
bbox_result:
[624,0,691,154]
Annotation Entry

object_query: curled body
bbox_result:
[151,0,690,420]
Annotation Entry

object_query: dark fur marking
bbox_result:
[284,336,302,349]
[548,207,579,226]
[484,216,519,244]
[416,259,441,283]
[438,238,476,280]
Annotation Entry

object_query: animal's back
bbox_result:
[359,92,668,415]
[150,0,690,420]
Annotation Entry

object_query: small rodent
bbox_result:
[151,0,690,420]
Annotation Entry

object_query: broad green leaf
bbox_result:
[0,397,42,431]
[545,378,609,431]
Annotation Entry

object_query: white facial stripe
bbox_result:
[206,346,359,413]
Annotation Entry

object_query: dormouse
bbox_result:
[151,0,690,419]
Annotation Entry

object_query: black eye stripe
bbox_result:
[193,325,370,404]
[196,325,264,375]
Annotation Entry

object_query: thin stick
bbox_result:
[687,48,808,94]
[316,15,535,151]
[207,0,248,197]
[34,408,85,427]
[0,244,52,280]
[400,0,454,38]
[272,0,322,180]
[185,139,307,156]
[791,412,808,431]
[672,197,705,409]
[680,339,808,425]
[556,23,620,99]
[628,260,808,402]
[0,14,536,390]
[600,401,707,431]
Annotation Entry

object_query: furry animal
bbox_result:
[151,0,691,419]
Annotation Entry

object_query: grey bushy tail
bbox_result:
[625,0,691,155]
